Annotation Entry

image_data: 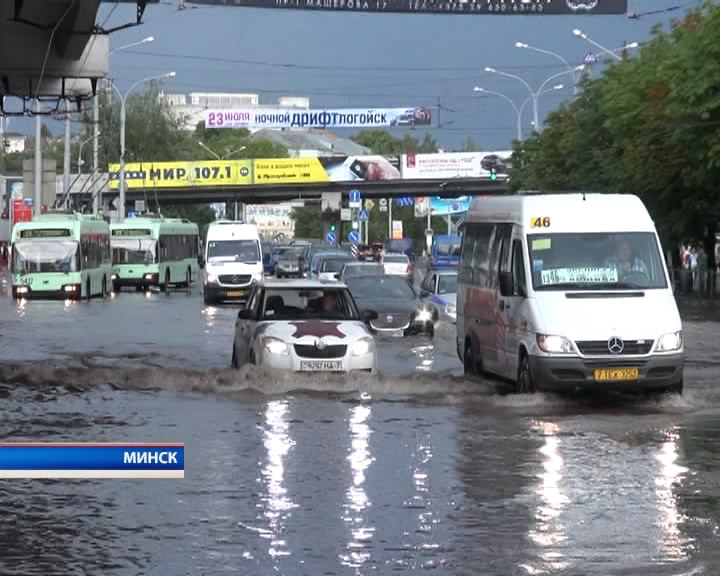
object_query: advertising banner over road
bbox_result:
[204,107,432,129]
[187,0,627,15]
[401,151,512,180]
[107,160,252,189]
[253,155,401,184]
[414,196,470,217]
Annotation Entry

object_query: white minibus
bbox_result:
[456,192,684,395]
[201,221,263,305]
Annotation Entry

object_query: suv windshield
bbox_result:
[438,274,457,294]
[529,232,667,290]
[261,288,358,321]
[347,275,415,299]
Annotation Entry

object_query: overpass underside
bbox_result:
[91,178,511,206]
[0,0,149,106]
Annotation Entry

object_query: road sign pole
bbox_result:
[388,196,392,240]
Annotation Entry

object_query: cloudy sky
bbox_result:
[6,0,701,150]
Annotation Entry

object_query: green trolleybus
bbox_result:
[10,212,112,300]
[110,216,200,292]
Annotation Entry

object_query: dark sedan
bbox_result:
[345,275,436,338]
[274,246,307,278]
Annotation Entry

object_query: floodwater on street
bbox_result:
[1,273,720,575]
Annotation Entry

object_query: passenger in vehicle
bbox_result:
[606,239,648,278]
[264,295,285,318]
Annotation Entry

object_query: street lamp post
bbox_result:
[198,141,248,219]
[516,41,579,95]
[92,35,154,215]
[573,29,622,61]
[114,71,176,222]
[484,65,584,132]
[77,133,99,171]
[474,84,564,140]
[473,87,522,141]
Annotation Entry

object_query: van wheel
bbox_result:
[102,276,109,298]
[184,268,192,288]
[231,347,239,369]
[463,340,477,377]
[161,270,170,292]
[660,380,683,396]
[516,352,537,394]
[85,279,91,301]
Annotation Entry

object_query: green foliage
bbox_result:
[510,1,720,255]
[351,129,438,154]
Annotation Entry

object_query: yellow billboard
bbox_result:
[107,160,252,189]
[252,158,331,184]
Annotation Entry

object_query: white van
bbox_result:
[456,192,684,395]
[202,221,263,305]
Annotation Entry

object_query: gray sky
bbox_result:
[6,0,701,150]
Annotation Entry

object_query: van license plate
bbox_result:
[594,368,639,382]
[226,290,245,297]
[300,360,343,371]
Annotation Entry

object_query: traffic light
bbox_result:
[490,168,497,181]
[330,223,336,232]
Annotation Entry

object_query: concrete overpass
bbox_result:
[54,172,510,208]
[0,0,150,103]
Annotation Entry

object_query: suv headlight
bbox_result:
[656,331,682,352]
[206,273,218,283]
[536,334,575,354]
[252,271,263,282]
[416,308,433,322]
[263,337,288,355]
[352,337,374,356]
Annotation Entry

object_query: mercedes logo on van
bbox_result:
[608,336,624,354]
[386,315,393,323]
[315,339,326,350]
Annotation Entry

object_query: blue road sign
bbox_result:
[348,230,360,244]
[358,209,369,221]
[395,197,413,207]
[326,231,336,244]
[349,189,361,204]
[127,211,138,218]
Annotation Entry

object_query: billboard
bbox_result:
[107,160,252,189]
[253,155,401,184]
[414,196,470,217]
[204,107,432,129]
[186,0,627,15]
[401,151,512,180]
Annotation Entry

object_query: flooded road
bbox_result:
[1,276,720,575]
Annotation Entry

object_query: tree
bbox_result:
[350,129,438,155]
[510,0,720,278]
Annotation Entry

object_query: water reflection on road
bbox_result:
[0,287,719,574]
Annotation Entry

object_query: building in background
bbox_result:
[245,201,300,241]
[2,132,26,154]
[249,129,370,157]
[161,92,311,131]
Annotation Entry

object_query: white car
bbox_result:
[231,279,378,374]
[381,252,412,280]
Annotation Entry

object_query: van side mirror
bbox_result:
[360,309,378,324]
[499,271,513,297]
[237,308,253,320]
[198,256,204,269]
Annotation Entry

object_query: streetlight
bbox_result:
[515,41,578,95]
[91,35,155,215]
[77,133,99,171]
[473,83,564,140]
[115,71,176,221]
[473,87,521,141]
[573,29,622,61]
[198,142,248,220]
[484,65,583,131]
[198,141,247,160]
[520,84,563,129]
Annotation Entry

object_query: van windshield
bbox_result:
[207,240,260,263]
[528,232,667,290]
